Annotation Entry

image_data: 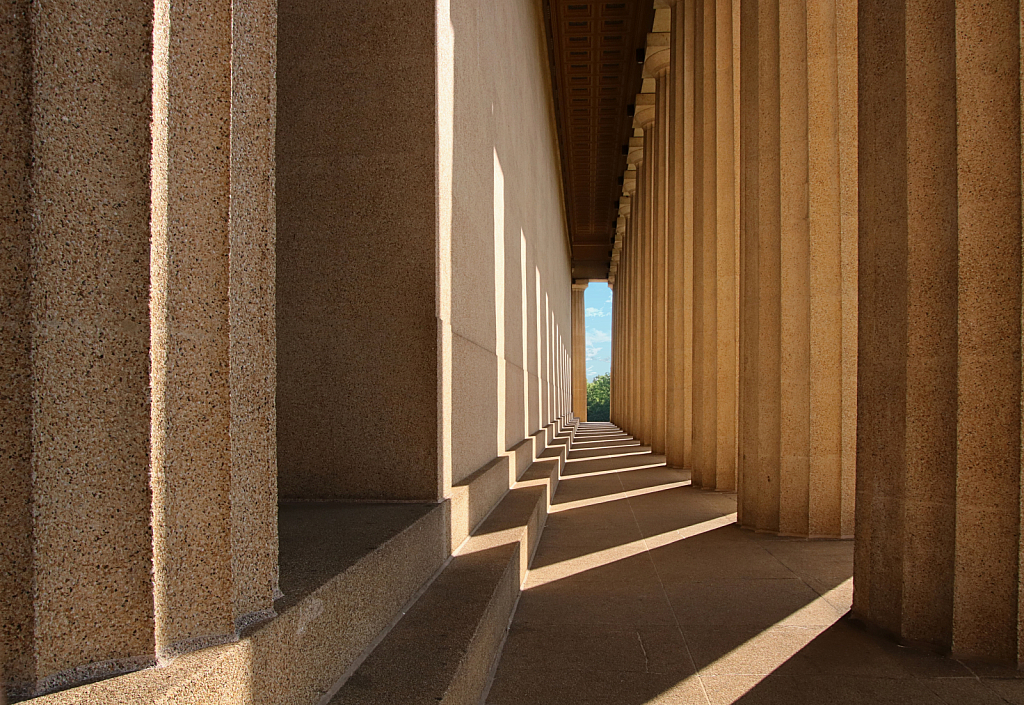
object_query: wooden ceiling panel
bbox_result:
[543,0,653,279]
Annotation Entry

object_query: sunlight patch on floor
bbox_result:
[527,513,737,587]
[549,481,692,513]
[649,578,854,704]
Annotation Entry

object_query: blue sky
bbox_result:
[584,284,613,382]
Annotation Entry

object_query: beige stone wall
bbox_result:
[446,0,573,486]
[276,0,570,498]
[276,0,442,500]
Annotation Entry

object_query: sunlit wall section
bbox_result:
[447,0,573,486]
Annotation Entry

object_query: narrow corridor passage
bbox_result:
[485,423,1022,705]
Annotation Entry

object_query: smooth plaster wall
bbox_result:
[448,0,573,485]
[276,0,441,500]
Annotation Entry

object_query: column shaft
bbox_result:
[856,0,1024,663]
[652,74,670,455]
[666,0,695,470]
[229,0,280,622]
[571,282,588,421]
[738,0,856,537]
[151,0,237,656]
[1,0,34,690]
[18,0,156,691]
[691,0,738,490]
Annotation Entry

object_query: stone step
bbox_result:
[326,426,571,705]
[26,418,576,705]
[29,502,451,705]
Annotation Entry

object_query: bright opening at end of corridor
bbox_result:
[585,284,612,422]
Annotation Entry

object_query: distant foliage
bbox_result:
[587,373,610,422]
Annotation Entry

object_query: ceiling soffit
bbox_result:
[542,0,654,280]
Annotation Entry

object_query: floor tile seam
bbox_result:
[512,619,682,627]
[968,672,1018,705]
[617,454,710,704]
[651,577,831,583]
[698,673,976,682]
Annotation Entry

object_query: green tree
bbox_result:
[587,373,610,422]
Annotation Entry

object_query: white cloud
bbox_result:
[586,307,609,318]
[588,329,611,344]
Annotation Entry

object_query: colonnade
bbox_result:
[609,0,1024,664]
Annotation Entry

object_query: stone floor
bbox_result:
[485,422,1024,705]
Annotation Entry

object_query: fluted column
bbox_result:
[152,0,279,658]
[635,94,656,445]
[627,136,645,440]
[623,163,639,436]
[1,2,157,694]
[691,0,738,491]
[665,0,695,470]
[571,280,589,422]
[856,0,1024,664]
[738,0,856,537]
[646,33,671,456]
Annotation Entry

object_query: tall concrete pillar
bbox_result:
[647,33,671,456]
[571,280,589,421]
[636,95,656,445]
[665,0,695,470]
[153,0,265,658]
[628,137,646,440]
[691,0,738,491]
[1,1,279,695]
[1,1,157,695]
[737,0,856,537]
[229,0,281,627]
[856,0,1024,663]
[623,165,639,435]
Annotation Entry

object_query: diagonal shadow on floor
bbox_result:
[484,422,1019,705]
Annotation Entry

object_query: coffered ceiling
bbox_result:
[542,0,654,280]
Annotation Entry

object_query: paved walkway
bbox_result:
[485,422,1024,705]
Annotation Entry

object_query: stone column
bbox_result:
[571,280,589,422]
[628,136,646,440]
[152,0,279,658]
[737,0,856,537]
[647,33,671,456]
[610,214,625,425]
[856,0,1024,663]
[623,164,640,436]
[665,0,695,470]
[229,0,280,626]
[691,0,738,491]
[1,1,157,695]
[635,94,656,445]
